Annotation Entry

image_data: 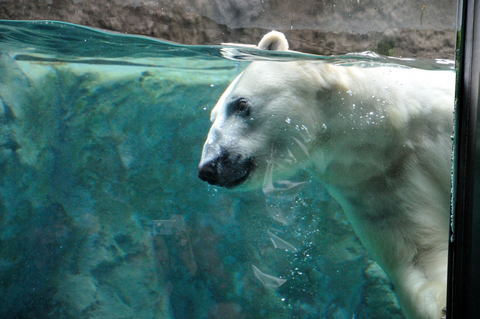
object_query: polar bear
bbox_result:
[198,31,454,319]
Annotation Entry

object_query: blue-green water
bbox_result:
[0,21,453,319]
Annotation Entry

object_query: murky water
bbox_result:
[0,20,454,319]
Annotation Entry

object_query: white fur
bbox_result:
[200,32,454,319]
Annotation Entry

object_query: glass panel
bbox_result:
[0,2,457,319]
[447,0,480,317]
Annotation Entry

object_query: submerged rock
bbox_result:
[0,47,403,318]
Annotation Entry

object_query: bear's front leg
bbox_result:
[393,262,447,319]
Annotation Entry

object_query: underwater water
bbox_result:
[0,21,454,319]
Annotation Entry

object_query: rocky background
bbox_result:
[0,0,457,58]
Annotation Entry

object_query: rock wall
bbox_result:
[0,0,457,58]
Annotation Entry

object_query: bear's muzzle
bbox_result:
[198,151,254,188]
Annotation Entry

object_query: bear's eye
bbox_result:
[234,98,250,116]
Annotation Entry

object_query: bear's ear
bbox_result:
[257,31,289,51]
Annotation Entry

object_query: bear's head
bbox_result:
[198,31,324,189]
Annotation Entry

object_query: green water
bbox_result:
[0,20,454,319]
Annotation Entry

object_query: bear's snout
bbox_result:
[198,151,254,188]
[198,159,219,185]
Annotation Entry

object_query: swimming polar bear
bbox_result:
[198,31,454,319]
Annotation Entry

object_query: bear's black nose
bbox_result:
[198,160,219,185]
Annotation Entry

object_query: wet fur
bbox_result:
[199,32,454,319]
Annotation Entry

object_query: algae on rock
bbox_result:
[0,53,403,319]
